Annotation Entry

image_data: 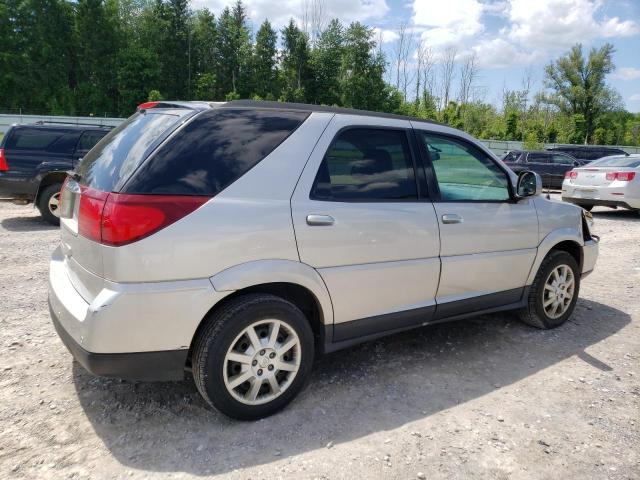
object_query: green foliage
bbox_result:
[523,131,542,150]
[148,90,164,101]
[0,1,637,147]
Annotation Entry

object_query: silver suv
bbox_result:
[49,100,599,419]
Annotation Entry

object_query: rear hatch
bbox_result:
[59,108,195,302]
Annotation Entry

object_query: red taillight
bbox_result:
[606,171,636,181]
[136,101,158,111]
[78,187,109,242]
[78,189,209,246]
[0,148,8,171]
[565,170,578,179]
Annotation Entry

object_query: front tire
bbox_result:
[37,183,62,226]
[518,250,580,329]
[192,294,314,420]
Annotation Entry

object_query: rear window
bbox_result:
[590,156,640,168]
[123,108,309,195]
[76,111,188,191]
[6,127,83,154]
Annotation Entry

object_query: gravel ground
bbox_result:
[0,199,638,480]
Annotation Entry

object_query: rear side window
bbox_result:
[7,128,62,150]
[76,111,188,192]
[124,109,309,195]
[311,128,417,201]
[528,153,550,163]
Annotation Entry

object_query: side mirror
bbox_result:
[430,151,440,161]
[516,171,542,198]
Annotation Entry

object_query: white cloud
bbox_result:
[191,0,390,30]
[613,67,640,81]
[472,38,544,68]
[373,27,400,44]
[630,93,640,102]
[412,0,484,48]
[506,0,639,51]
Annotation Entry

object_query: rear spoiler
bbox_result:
[136,101,214,112]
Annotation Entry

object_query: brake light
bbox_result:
[565,170,578,179]
[606,171,636,181]
[78,187,109,242]
[0,148,8,171]
[77,189,209,246]
[136,101,159,111]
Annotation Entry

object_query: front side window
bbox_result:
[418,132,510,202]
[311,128,417,201]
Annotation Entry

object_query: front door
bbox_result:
[291,116,441,341]
[413,129,539,318]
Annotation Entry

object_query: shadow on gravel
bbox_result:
[592,208,639,222]
[1,215,58,232]
[72,299,629,476]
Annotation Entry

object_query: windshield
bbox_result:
[76,110,190,191]
[589,156,640,168]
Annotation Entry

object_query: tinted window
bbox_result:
[76,130,108,152]
[77,111,188,191]
[419,132,510,202]
[528,153,550,163]
[7,128,62,150]
[502,151,521,163]
[124,108,308,195]
[591,156,640,168]
[552,154,574,165]
[311,128,417,201]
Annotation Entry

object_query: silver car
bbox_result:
[49,100,599,419]
[562,154,640,212]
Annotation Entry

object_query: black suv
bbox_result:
[502,150,583,189]
[546,145,627,162]
[0,123,110,224]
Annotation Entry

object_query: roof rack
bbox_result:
[33,120,113,128]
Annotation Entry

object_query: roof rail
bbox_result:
[33,120,113,128]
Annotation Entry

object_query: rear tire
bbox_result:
[192,294,314,420]
[518,250,580,329]
[37,184,62,226]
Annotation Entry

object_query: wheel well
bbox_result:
[186,282,324,367]
[36,172,67,203]
[550,240,583,271]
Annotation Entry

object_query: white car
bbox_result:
[49,100,599,419]
[562,154,640,212]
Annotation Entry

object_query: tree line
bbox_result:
[1,0,638,146]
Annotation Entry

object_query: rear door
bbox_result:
[291,115,441,341]
[549,153,576,188]
[413,129,538,317]
[527,152,552,186]
[59,109,191,301]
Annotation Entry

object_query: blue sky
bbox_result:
[194,0,640,111]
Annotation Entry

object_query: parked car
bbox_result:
[547,145,628,163]
[502,150,583,189]
[0,122,110,224]
[562,154,640,212]
[48,100,599,420]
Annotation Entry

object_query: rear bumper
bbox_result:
[50,301,188,381]
[48,245,228,381]
[0,175,36,200]
[562,184,640,209]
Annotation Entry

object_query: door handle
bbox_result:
[441,214,463,224]
[306,214,335,226]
